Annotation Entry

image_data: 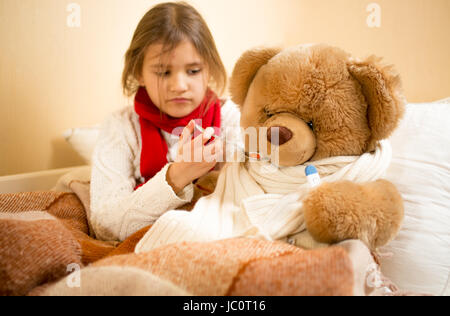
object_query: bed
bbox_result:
[0,166,89,194]
[0,99,449,296]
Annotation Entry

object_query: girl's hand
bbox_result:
[167,120,223,194]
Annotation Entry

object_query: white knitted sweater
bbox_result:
[90,100,241,241]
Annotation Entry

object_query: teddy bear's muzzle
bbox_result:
[263,113,317,166]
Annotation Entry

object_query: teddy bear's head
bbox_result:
[230,44,405,166]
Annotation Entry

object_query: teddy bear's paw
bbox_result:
[302,180,404,250]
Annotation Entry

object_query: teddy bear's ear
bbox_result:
[229,47,281,106]
[348,56,406,150]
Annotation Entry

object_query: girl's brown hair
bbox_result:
[122,2,227,98]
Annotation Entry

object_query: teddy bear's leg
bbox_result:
[302,180,404,249]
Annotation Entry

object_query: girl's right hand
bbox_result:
[167,120,223,194]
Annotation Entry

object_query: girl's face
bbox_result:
[139,40,210,118]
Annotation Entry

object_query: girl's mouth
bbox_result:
[169,98,191,104]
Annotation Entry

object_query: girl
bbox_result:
[90,2,241,241]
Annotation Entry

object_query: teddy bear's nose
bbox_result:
[267,126,293,146]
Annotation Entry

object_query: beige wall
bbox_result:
[1,0,449,176]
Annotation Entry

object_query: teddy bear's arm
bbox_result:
[302,180,404,249]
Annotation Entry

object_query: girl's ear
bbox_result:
[229,47,281,106]
[347,56,406,150]
[137,75,144,86]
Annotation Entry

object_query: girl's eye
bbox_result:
[188,69,201,75]
[156,71,170,77]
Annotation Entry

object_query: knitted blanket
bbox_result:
[0,190,117,296]
[1,164,401,296]
[31,238,356,296]
[136,140,392,253]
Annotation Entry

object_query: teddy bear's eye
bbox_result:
[264,109,274,118]
[307,121,314,131]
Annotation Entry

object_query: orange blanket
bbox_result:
[0,190,369,296]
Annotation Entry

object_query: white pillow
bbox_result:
[63,126,100,164]
[381,98,450,296]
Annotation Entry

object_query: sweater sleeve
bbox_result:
[90,111,194,242]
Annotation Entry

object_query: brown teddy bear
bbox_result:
[229,43,405,250]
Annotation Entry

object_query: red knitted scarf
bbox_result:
[134,87,221,190]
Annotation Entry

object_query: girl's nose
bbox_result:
[169,73,188,93]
